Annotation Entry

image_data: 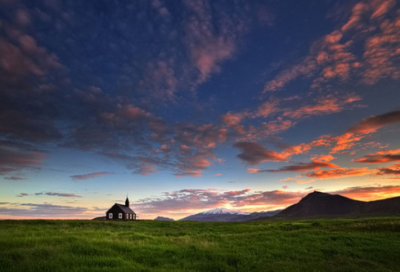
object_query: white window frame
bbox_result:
[126,214,129,219]
[133,214,136,220]
[130,214,132,219]
[118,213,123,219]
[109,213,113,219]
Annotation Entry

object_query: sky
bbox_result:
[1,0,400,220]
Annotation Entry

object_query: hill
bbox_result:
[275,191,400,219]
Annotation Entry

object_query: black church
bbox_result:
[106,197,137,220]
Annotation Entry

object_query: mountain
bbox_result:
[154,216,174,221]
[179,207,281,222]
[275,191,400,219]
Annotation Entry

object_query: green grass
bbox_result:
[1,218,400,272]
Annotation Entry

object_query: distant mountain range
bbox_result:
[275,191,400,219]
[179,207,282,222]
[176,191,400,222]
[154,216,174,221]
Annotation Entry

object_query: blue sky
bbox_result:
[1,0,400,219]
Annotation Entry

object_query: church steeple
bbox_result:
[125,195,130,207]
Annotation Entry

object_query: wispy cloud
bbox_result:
[305,167,376,179]
[70,172,112,181]
[354,149,400,163]
[248,160,338,173]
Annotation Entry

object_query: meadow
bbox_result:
[1,218,400,272]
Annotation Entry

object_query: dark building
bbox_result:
[106,197,137,220]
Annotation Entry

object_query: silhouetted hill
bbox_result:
[275,191,400,219]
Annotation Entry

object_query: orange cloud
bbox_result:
[354,149,400,163]
[330,184,400,201]
[330,132,365,154]
[348,109,400,134]
[311,154,336,162]
[253,160,338,173]
[233,142,287,165]
[213,173,222,177]
[305,167,376,179]
[375,163,400,176]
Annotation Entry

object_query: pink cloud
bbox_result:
[282,95,361,119]
[212,173,222,177]
[262,0,400,92]
[0,143,46,175]
[221,112,247,127]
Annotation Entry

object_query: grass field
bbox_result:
[1,218,400,272]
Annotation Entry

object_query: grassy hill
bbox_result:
[1,218,400,272]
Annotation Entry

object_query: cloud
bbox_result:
[348,109,400,134]
[182,0,248,84]
[329,132,365,154]
[0,142,46,175]
[262,0,400,93]
[0,111,63,143]
[311,154,336,162]
[354,149,400,163]
[0,203,89,218]
[279,178,315,184]
[213,173,222,177]
[175,150,220,177]
[305,167,376,179]
[375,163,400,176]
[233,142,287,165]
[17,193,28,197]
[282,95,361,120]
[70,172,112,181]
[255,98,280,118]
[251,160,338,173]
[4,176,26,180]
[34,192,81,197]
[221,112,247,127]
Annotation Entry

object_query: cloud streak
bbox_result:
[70,172,112,181]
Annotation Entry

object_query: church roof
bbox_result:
[107,203,135,214]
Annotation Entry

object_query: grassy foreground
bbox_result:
[1,218,400,272]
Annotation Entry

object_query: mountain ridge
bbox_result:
[274,191,400,219]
